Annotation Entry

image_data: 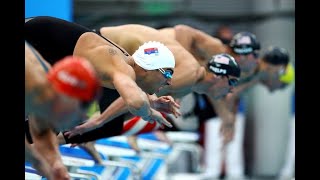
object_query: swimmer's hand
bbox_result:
[64,114,100,138]
[150,95,181,118]
[142,108,173,128]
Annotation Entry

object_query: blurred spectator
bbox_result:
[278,93,295,180]
[214,25,234,45]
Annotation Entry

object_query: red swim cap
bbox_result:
[47,56,100,102]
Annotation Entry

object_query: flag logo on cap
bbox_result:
[215,56,230,65]
[144,47,159,55]
[237,36,251,44]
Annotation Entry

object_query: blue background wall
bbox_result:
[25,0,73,21]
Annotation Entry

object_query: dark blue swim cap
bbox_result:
[229,32,260,55]
[262,46,289,65]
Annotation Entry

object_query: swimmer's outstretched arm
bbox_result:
[174,24,226,57]
[64,94,181,138]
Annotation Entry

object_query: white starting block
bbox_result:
[59,144,141,180]
[165,131,199,143]
[25,164,42,180]
[25,161,98,180]
[94,134,173,180]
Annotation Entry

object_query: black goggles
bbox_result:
[226,75,239,87]
[237,52,259,59]
[233,47,259,58]
[158,68,174,79]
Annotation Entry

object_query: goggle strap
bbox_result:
[158,68,172,79]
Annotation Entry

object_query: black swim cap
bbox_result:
[262,46,289,65]
[208,53,241,78]
[229,32,260,55]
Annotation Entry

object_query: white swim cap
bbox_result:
[132,41,175,70]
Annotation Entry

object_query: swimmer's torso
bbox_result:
[100,24,203,98]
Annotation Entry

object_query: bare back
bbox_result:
[160,25,226,66]
[157,27,176,40]
[25,44,56,118]
[73,32,136,89]
[100,24,204,98]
